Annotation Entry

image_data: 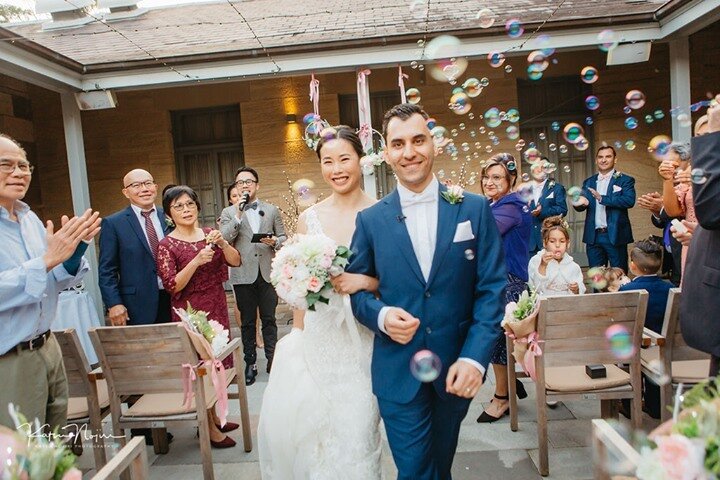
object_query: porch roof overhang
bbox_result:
[0,0,718,93]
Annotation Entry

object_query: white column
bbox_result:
[60,93,104,321]
[356,69,378,198]
[669,37,692,143]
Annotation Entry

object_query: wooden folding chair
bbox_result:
[507,291,648,476]
[90,436,149,480]
[89,324,252,480]
[642,288,710,422]
[55,329,111,470]
[591,419,640,480]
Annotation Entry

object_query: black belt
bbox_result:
[13,330,51,353]
[596,227,608,233]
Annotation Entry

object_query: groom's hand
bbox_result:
[383,308,420,344]
[446,361,482,398]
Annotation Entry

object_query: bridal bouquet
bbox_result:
[270,233,350,310]
[501,289,543,379]
[0,405,81,480]
[635,379,720,480]
[174,303,230,359]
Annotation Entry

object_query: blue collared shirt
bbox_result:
[0,201,88,355]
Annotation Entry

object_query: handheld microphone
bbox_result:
[238,192,250,211]
[396,215,406,223]
[259,210,265,217]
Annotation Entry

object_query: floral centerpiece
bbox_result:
[501,289,543,379]
[636,379,720,480]
[0,405,81,480]
[270,233,350,311]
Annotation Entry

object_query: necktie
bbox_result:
[400,190,435,208]
[141,209,159,260]
[244,202,258,211]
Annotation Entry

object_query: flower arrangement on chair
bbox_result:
[501,288,543,380]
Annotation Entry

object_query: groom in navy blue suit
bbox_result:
[572,146,636,272]
[348,104,507,480]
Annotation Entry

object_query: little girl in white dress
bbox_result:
[528,216,586,296]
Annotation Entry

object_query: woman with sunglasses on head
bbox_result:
[156,185,242,448]
[477,153,533,423]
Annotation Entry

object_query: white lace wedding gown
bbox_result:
[258,209,382,479]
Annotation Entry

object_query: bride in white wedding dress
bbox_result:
[258,126,382,479]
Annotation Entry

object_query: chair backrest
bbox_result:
[661,288,710,362]
[536,291,649,368]
[89,324,198,397]
[91,436,148,480]
[55,329,92,397]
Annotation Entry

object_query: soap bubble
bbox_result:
[625,90,646,110]
[543,162,557,174]
[302,112,319,125]
[539,132,546,141]
[605,324,635,360]
[484,108,502,128]
[625,140,636,151]
[464,249,476,260]
[623,106,632,115]
[505,18,524,38]
[449,92,471,115]
[567,186,582,202]
[585,116,594,126]
[563,122,585,144]
[459,123,466,130]
[426,118,437,129]
[504,65,513,74]
[575,136,590,151]
[487,51,506,68]
[437,169,445,179]
[476,8,496,28]
[506,125,520,140]
[559,145,568,154]
[410,60,419,69]
[690,168,707,185]
[645,115,654,124]
[463,78,482,97]
[293,179,317,206]
[677,113,692,128]
[614,141,623,149]
[563,165,571,173]
[461,142,470,152]
[506,108,520,123]
[648,135,672,160]
[549,143,557,151]
[551,121,560,131]
[507,160,517,171]
[406,88,421,105]
[522,173,530,182]
[624,117,638,130]
[585,95,600,111]
[580,66,599,84]
[523,147,542,164]
[587,266,608,290]
[654,109,665,120]
[425,36,469,83]
[410,350,442,382]
[597,29,619,52]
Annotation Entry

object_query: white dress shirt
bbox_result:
[376,177,484,375]
[130,204,165,288]
[594,170,614,230]
[235,201,261,233]
[532,180,547,205]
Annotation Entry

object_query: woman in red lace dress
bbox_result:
[156,185,241,449]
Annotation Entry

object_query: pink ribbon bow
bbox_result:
[398,66,409,103]
[508,331,545,381]
[309,74,320,116]
[357,68,372,115]
[181,359,229,427]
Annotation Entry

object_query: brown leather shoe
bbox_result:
[210,436,236,449]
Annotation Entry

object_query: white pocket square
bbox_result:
[453,220,475,243]
[545,192,554,200]
[613,185,622,193]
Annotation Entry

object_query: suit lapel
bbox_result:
[383,190,425,286]
[257,200,270,233]
[156,207,170,236]
[125,206,152,257]
[427,185,460,288]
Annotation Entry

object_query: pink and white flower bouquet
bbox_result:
[174,303,229,359]
[270,233,350,310]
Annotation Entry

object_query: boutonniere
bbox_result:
[441,185,464,205]
[164,216,175,228]
[613,171,622,179]
[548,180,556,188]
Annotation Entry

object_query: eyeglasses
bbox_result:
[0,161,34,175]
[170,201,198,212]
[235,179,257,187]
[124,180,156,190]
[481,174,506,184]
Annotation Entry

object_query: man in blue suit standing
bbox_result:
[348,104,507,480]
[572,146,636,272]
[99,169,172,327]
[528,158,567,256]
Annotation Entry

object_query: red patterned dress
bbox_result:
[157,227,233,368]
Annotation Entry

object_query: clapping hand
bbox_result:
[658,159,678,181]
[674,167,692,185]
[587,187,602,201]
[637,192,663,216]
[43,209,101,271]
[383,307,420,345]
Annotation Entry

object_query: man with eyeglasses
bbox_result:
[219,166,287,385]
[98,169,172,327]
[0,133,101,429]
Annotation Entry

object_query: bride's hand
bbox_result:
[330,273,378,295]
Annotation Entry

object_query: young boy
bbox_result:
[619,238,674,334]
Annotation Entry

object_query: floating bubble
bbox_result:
[487,51,506,68]
[484,108,502,128]
[469,130,477,138]
[461,142,470,152]
[559,145,568,154]
[506,125,520,140]
[485,145,493,153]
[491,136,500,146]
[418,64,424,71]
[605,324,635,360]
[543,162,557,174]
[474,141,481,149]
[538,132,546,141]
[574,136,590,151]
[523,147,542,164]
[597,29,619,52]
[527,65,543,81]
[522,205,530,213]
[410,350,442,382]
[691,168,707,185]
[507,161,517,171]
[302,112,319,125]
[406,88,421,105]
[504,64,513,73]
[462,78,482,98]
[585,95,600,111]
[587,266,608,290]
[625,140,636,151]
[479,77,490,88]
[625,90,646,110]
[410,60,419,69]
[437,169,445,179]
[567,186,582,202]
[677,113,692,128]
[459,123,466,130]
[479,127,486,134]
[449,92,471,115]
[580,66,599,84]
[648,135,672,160]
[644,114,654,124]
[549,143,557,151]
[506,108,520,123]
[551,121,560,132]
[425,36,469,83]
[563,122,585,144]
[517,139,526,148]
[585,116,594,126]
[464,249,476,260]
[476,7,496,28]
[654,109,665,120]
[468,113,475,120]
[563,165,571,173]
[614,141,623,150]
[624,117,638,130]
[505,18,524,38]
[521,173,530,182]
[536,34,555,56]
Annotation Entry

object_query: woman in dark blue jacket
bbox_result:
[477,153,532,423]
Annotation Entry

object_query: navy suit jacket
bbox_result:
[348,185,507,404]
[528,180,568,252]
[573,172,635,246]
[619,275,672,334]
[98,206,170,325]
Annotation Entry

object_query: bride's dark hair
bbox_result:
[315,125,364,160]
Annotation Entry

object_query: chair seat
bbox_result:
[641,347,710,383]
[545,364,630,392]
[124,367,235,417]
[67,379,110,420]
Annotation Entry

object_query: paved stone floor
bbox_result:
[77,312,660,479]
